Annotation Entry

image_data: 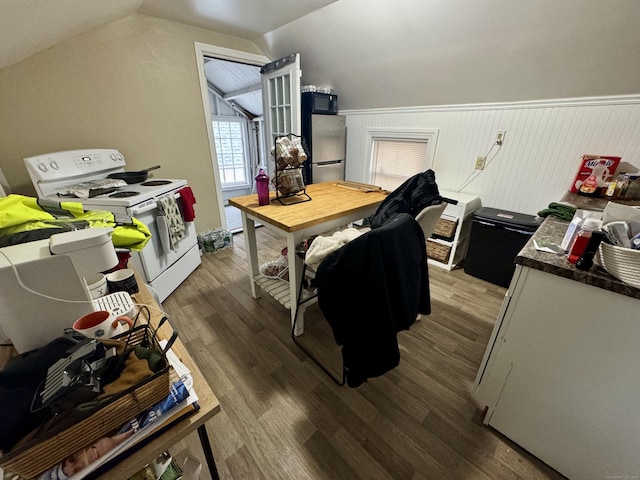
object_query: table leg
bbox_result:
[288,232,305,336]
[197,424,220,480]
[240,212,260,299]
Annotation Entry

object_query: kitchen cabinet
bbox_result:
[474,217,640,480]
[426,190,481,270]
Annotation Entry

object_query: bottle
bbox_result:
[576,231,605,271]
[567,218,601,264]
[255,168,270,206]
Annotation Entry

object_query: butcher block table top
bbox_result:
[228,181,389,232]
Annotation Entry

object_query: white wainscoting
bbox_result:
[342,95,640,215]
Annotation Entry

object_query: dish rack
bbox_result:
[0,308,177,479]
[596,242,640,288]
[272,134,311,205]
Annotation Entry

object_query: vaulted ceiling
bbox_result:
[1,0,639,111]
[0,0,335,71]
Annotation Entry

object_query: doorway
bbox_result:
[194,44,270,232]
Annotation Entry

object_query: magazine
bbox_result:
[34,340,197,480]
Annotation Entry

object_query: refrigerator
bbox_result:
[302,114,346,184]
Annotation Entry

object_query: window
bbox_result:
[369,129,438,191]
[212,118,251,188]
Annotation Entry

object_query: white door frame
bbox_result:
[194,42,270,228]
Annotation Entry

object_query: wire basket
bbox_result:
[596,242,640,288]
[0,309,176,478]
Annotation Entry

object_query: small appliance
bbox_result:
[302,92,339,115]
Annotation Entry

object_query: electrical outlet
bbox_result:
[495,130,506,145]
[475,156,486,170]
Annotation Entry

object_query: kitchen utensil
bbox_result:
[335,180,383,192]
[107,165,161,184]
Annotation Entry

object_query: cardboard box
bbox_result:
[569,154,621,194]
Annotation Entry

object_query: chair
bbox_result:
[291,171,454,386]
[415,202,447,240]
[292,212,431,387]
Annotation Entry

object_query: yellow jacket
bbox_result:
[0,195,151,251]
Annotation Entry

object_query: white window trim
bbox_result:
[366,128,439,185]
[212,115,252,189]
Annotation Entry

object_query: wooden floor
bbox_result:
[162,227,566,480]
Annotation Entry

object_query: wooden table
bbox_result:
[229,182,387,335]
[98,276,221,479]
[0,273,221,480]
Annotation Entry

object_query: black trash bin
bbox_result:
[464,207,541,288]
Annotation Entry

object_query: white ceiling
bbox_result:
[0,0,336,70]
[204,58,262,117]
[1,0,639,111]
[139,0,337,40]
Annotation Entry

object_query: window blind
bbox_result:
[372,138,429,191]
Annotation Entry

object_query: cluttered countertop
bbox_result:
[515,192,640,300]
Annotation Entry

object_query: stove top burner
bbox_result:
[109,191,140,198]
[141,180,172,187]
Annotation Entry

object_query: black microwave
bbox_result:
[302,92,338,114]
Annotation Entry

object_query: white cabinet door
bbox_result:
[261,53,302,177]
[477,266,640,480]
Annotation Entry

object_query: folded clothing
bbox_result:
[537,202,577,221]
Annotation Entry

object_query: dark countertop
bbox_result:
[515,192,640,300]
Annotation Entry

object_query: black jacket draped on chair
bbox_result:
[315,213,430,387]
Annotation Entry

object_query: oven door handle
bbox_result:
[129,192,181,216]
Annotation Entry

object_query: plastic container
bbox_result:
[255,168,270,206]
[567,218,601,264]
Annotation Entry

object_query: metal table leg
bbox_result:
[197,424,220,480]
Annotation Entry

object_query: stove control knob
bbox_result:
[117,153,124,161]
[110,153,118,161]
[49,161,60,170]
[38,163,48,172]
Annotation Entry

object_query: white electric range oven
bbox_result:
[24,148,201,302]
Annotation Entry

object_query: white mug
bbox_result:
[84,273,108,299]
[73,310,133,339]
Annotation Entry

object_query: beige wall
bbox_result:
[0,13,264,231]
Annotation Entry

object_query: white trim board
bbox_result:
[341,94,640,115]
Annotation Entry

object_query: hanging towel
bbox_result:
[156,213,172,255]
[157,195,185,250]
[177,186,197,222]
